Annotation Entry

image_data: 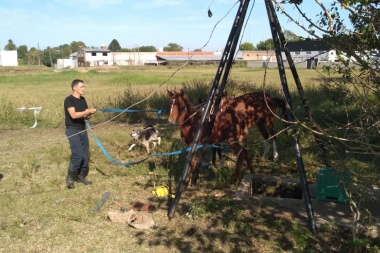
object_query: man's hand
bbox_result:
[84,108,96,120]
[87,108,97,114]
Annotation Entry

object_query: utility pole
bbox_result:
[49,48,53,68]
[38,43,41,66]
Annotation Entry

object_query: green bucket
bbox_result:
[316,167,351,204]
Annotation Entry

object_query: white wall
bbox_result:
[56,59,75,69]
[0,50,18,66]
[83,51,158,66]
[84,52,113,66]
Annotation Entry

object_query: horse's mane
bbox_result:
[180,94,196,115]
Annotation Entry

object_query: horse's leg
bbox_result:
[256,119,270,157]
[229,143,253,184]
[211,147,217,166]
[217,146,224,168]
[211,144,223,167]
[181,152,199,190]
[190,152,199,186]
[265,116,279,161]
[272,139,278,161]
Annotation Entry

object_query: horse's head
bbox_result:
[167,89,185,124]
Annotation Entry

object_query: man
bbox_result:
[64,79,96,189]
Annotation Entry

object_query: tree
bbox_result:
[239,42,255,51]
[119,48,134,52]
[41,47,53,67]
[163,43,183,52]
[108,39,121,52]
[17,45,28,65]
[57,44,73,58]
[51,48,65,63]
[70,41,86,53]
[139,45,157,52]
[4,39,16,50]
[256,39,273,50]
[26,47,40,65]
[283,29,300,42]
[274,0,379,238]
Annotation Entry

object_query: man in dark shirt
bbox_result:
[64,79,96,189]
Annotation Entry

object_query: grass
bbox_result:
[0,65,379,252]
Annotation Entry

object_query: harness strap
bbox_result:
[86,122,224,166]
[98,108,168,119]
[86,122,149,167]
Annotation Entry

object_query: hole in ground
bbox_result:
[245,174,303,199]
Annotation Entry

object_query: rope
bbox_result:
[98,108,168,119]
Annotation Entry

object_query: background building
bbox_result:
[0,50,18,66]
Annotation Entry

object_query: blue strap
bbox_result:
[86,122,149,167]
[86,122,227,166]
[98,108,168,119]
[151,145,204,156]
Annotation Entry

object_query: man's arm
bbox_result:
[67,107,96,119]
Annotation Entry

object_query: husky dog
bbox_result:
[128,125,161,153]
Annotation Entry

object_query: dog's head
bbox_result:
[130,129,140,139]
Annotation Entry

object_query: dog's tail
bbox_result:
[143,125,155,130]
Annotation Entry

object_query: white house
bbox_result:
[0,50,18,66]
[285,40,330,63]
[65,45,158,68]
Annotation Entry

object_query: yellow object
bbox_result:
[152,186,169,197]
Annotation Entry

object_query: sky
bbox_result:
[0,0,339,52]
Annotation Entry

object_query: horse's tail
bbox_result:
[271,97,289,124]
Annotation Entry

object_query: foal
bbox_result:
[167,89,254,189]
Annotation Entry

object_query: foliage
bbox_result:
[256,38,274,50]
[108,39,121,52]
[163,42,183,52]
[283,29,301,42]
[274,0,380,239]
[70,41,86,53]
[119,48,134,52]
[139,45,157,52]
[4,39,16,50]
[26,47,41,65]
[57,44,72,58]
[17,45,28,65]
[239,42,255,51]
[41,47,53,67]
[274,0,380,159]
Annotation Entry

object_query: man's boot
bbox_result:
[77,169,92,185]
[66,170,77,189]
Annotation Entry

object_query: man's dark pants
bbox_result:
[66,128,89,177]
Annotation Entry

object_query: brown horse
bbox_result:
[218,91,287,162]
[167,89,254,188]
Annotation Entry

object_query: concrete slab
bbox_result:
[236,173,380,238]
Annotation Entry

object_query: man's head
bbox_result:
[71,79,84,89]
[71,79,85,96]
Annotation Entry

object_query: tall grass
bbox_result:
[0,66,286,129]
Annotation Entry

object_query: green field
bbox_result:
[0,65,378,252]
